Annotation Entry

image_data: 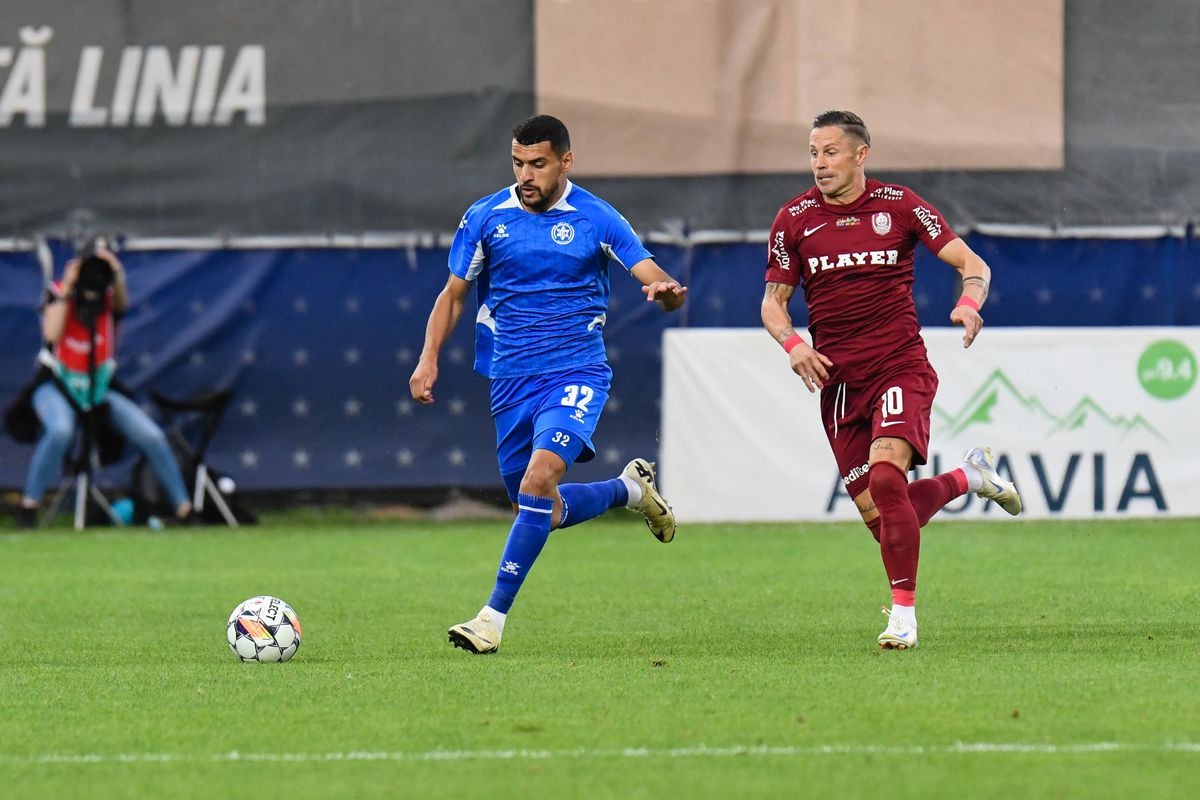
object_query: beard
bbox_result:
[519,183,551,211]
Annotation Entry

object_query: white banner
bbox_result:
[661,328,1200,522]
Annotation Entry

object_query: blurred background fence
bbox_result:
[2,231,1196,492]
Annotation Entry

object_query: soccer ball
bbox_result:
[226,595,302,662]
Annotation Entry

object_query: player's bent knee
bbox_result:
[519,449,567,497]
[518,471,557,498]
[867,461,907,503]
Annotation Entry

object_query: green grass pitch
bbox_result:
[1,513,1198,798]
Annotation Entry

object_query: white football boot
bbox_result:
[878,606,918,650]
[623,458,676,543]
[963,446,1023,515]
[448,611,501,654]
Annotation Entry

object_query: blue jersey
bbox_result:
[448,180,653,379]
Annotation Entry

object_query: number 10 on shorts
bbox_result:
[881,386,903,420]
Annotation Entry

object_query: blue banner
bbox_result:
[1,234,1195,491]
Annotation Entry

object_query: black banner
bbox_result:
[0,0,533,237]
[1,1,1198,236]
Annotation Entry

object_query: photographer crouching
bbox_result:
[11,239,192,527]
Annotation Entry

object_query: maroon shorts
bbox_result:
[820,361,939,499]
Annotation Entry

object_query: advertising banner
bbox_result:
[0,0,532,237]
[662,328,1200,522]
[1,1,1196,235]
[537,0,1063,176]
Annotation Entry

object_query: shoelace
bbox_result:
[879,606,910,633]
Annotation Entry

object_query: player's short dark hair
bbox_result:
[512,115,571,155]
[812,110,870,147]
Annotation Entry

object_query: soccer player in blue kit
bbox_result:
[409,115,688,654]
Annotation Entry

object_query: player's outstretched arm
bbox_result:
[409,274,473,404]
[761,281,832,393]
[630,258,687,312]
[938,238,991,349]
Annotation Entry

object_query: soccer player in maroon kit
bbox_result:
[761,110,1022,650]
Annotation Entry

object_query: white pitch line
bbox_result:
[4,742,1200,765]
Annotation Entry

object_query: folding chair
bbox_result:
[149,388,240,527]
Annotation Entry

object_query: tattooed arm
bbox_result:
[761,281,833,393]
[938,238,991,349]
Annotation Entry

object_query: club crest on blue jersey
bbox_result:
[551,222,575,245]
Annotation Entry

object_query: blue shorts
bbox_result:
[491,363,612,502]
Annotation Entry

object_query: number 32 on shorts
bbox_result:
[560,385,594,412]
[549,384,596,446]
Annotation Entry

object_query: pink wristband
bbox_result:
[955,295,981,312]
[782,334,804,353]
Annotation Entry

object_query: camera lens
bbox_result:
[78,256,114,292]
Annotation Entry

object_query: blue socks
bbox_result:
[557,478,629,530]
[484,480,630,614]
[487,493,555,614]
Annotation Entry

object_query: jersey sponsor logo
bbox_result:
[835,216,861,227]
[807,249,899,273]
[803,223,827,237]
[771,229,791,271]
[872,212,892,235]
[788,198,819,216]
[551,221,575,245]
[63,335,99,354]
[914,206,943,240]
[870,186,905,201]
[843,462,870,486]
[492,223,509,239]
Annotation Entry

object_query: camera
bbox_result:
[72,237,116,325]
[76,237,114,295]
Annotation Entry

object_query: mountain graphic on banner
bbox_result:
[932,369,1162,441]
[1049,396,1162,440]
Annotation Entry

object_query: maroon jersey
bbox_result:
[764,179,957,384]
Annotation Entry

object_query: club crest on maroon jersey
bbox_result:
[871,212,892,236]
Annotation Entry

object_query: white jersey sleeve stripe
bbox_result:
[475,302,496,332]
[600,241,625,267]
[465,242,487,282]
